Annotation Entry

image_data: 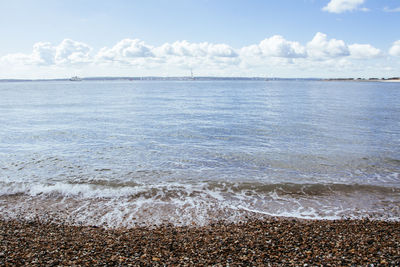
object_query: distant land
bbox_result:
[0,76,399,82]
[322,77,400,82]
[0,77,315,82]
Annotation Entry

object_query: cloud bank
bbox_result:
[0,33,398,78]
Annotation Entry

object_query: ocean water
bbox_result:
[0,80,399,227]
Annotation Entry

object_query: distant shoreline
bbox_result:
[0,76,399,82]
[323,78,400,82]
[0,77,317,82]
[379,79,400,82]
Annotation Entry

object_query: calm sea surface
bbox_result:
[0,80,399,226]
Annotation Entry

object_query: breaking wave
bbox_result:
[1,180,399,227]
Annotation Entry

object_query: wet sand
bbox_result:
[1,218,399,266]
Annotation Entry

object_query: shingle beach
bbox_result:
[1,218,399,266]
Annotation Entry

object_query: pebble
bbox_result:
[0,218,399,265]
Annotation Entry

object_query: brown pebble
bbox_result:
[0,218,399,265]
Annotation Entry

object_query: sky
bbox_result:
[0,0,399,79]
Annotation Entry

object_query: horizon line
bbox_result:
[1,76,399,82]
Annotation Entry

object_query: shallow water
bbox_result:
[0,80,399,226]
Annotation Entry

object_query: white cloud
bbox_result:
[383,6,400,12]
[1,53,33,65]
[1,42,56,66]
[153,41,192,57]
[55,39,92,64]
[241,35,306,58]
[96,39,154,63]
[32,42,56,65]
[94,40,241,70]
[207,43,238,58]
[306,32,349,60]
[259,35,306,58]
[152,41,237,58]
[389,41,400,56]
[0,39,92,66]
[240,44,262,57]
[322,0,367,13]
[348,44,382,59]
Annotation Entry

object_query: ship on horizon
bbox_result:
[69,76,82,81]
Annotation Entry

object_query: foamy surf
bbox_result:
[1,181,399,228]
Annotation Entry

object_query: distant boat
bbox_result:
[69,76,82,81]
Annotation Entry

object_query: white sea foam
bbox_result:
[0,180,399,227]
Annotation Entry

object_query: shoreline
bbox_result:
[323,78,400,82]
[1,217,399,265]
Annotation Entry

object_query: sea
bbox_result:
[0,80,399,227]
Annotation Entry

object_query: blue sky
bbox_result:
[0,0,399,78]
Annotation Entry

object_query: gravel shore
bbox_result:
[1,218,399,266]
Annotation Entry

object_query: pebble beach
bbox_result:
[1,218,399,266]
